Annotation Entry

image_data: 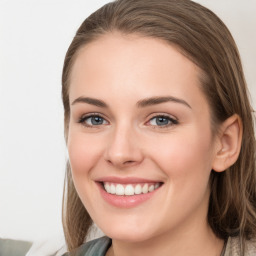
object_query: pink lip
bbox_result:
[95,177,162,208]
[96,176,161,184]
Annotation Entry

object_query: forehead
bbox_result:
[69,32,208,110]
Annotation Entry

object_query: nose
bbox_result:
[104,124,144,169]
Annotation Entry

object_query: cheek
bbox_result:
[67,132,106,212]
[150,129,214,221]
[67,132,103,177]
[150,128,214,182]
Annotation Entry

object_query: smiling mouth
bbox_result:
[101,182,163,196]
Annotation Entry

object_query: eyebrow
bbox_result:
[72,97,108,108]
[71,96,191,109]
[137,96,191,109]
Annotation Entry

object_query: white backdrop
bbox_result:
[0,0,255,243]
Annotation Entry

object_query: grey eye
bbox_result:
[79,115,108,126]
[156,117,169,125]
[149,116,178,127]
[89,116,105,125]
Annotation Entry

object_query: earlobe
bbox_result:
[212,114,243,172]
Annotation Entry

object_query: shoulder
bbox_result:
[62,236,111,256]
[224,236,256,256]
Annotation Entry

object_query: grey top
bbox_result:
[62,236,256,256]
[224,236,256,256]
[62,236,111,256]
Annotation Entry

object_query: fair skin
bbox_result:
[67,33,242,256]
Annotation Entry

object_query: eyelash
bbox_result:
[78,113,179,129]
[146,115,178,128]
[78,113,108,128]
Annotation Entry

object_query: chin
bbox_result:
[101,223,157,242]
[107,232,152,243]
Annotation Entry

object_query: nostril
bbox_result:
[124,160,135,164]
[106,159,135,166]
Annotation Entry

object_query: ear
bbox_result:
[212,114,243,172]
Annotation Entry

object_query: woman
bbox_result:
[61,0,256,255]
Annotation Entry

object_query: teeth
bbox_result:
[110,184,116,194]
[134,184,142,194]
[103,182,161,196]
[125,185,134,195]
[104,183,111,193]
[116,184,125,195]
[142,184,148,194]
[149,185,154,192]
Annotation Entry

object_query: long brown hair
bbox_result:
[61,0,256,252]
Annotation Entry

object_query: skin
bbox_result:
[67,33,225,256]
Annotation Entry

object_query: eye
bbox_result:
[78,114,108,127]
[147,115,178,128]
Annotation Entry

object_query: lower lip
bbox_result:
[97,183,160,208]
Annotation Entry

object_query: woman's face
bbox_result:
[68,33,218,242]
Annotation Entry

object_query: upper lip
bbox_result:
[95,176,162,184]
